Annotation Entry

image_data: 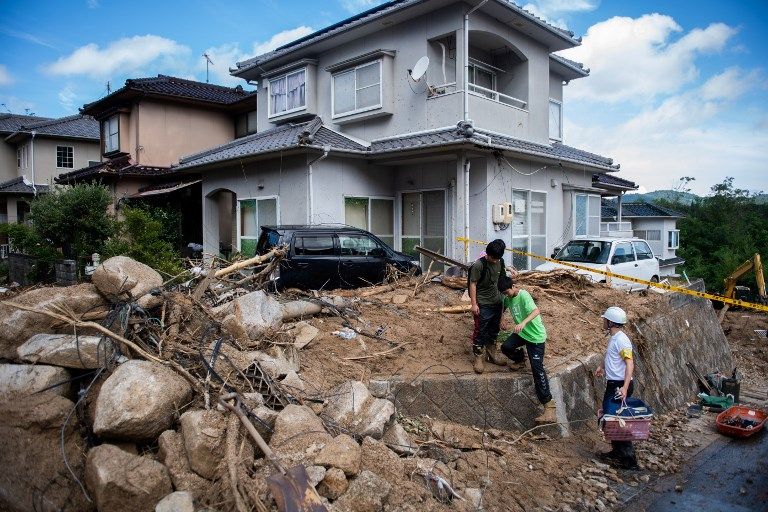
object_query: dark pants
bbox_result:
[602,379,637,465]
[471,303,503,355]
[501,332,552,404]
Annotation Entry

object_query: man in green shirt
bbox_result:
[498,275,556,425]
[468,239,506,374]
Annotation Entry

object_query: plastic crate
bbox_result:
[601,415,652,441]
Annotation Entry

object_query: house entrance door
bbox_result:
[400,190,446,269]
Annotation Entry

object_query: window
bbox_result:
[556,240,611,264]
[633,229,661,241]
[468,63,497,98]
[269,69,306,117]
[612,242,635,264]
[633,241,654,261]
[333,60,382,118]
[56,146,74,168]
[549,99,562,141]
[339,234,380,256]
[238,197,278,256]
[294,236,335,256]
[344,196,394,248]
[574,194,601,237]
[235,110,257,137]
[668,230,680,250]
[511,190,547,270]
[103,115,119,153]
[16,145,28,169]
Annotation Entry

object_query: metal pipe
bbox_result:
[30,131,37,197]
[307,145,330,225]
[463,0,489,123]
[464,157,471,263]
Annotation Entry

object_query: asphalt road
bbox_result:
[626,429,768,512]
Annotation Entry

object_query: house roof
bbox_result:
[601,201,684,219]
[0,113,52,134]
[592,172,638,190]
[81,75,256,117]
[233,0,581,77]
[549,54,589,81]
[55,153,174,184]
[175,118,620,172]
[4,114,99,142]
[659,256,685,267]
[0,176,50,195]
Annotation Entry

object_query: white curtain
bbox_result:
[270,77,287,115]
[286,70,306,111]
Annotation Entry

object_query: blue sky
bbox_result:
[0,0,765,194]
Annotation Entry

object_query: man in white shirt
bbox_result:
[595,306,638,469]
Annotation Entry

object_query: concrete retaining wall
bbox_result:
[371,290,732,436]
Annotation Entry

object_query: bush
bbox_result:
[104,206,183,276]
[0,222,61,281]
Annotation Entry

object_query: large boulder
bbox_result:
[314,434,361,476]
[0,393,93,512]
[93,360,193,440]
[333,470,391,512]
[17,334,115,369]
[213,290,283,340]
[360,437,405,484]
[179,410,226,480]
[157,430,213,500]
[0,363,71,397]
[269,405,331,466]
[85,444,172,512]
[92,256,163,309]
[382,422,417,456]
[0,284,109,359]
[323,381,396,439]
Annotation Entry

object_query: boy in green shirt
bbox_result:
[498,275,556,425]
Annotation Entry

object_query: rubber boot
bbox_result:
[486,343,508,366]
[535,400,557,425]
[473,351,485,374]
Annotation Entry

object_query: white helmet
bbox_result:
[602,306,627,325]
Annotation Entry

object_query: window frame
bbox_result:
[343,195,395,248]
[103,115,120,154]
[235,110,258,137]
[267,68,307,119]
[667,229,680,250]
[511,189,548,270]
[56,145,74,169]
[632,241,655,261]
[17,145,28,169]
[331,59,383,119]
[236,195,280,256]
[573,193,601,238]
[549,98,563,141]
[468,62,498,94]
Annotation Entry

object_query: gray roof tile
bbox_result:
[602,201,684,219]
[0,114,52,134]
[0,176,50,195]
[10,114,99,140]
[593,172,637,189]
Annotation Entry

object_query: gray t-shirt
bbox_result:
[469,258,502,305]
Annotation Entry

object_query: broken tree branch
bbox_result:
[435,305,472,313]
[214,248,284,279]
[226,413,249,512]
[343,341,412,360]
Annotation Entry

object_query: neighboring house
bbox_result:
[175,0,639,268]
[602,201,685,276]
[0,114,100,227]
[56,75,257,249]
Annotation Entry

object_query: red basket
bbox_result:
[601,415,652,441]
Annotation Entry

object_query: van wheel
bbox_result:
[650,276,659,283]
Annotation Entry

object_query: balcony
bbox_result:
[600,221,633,238]
[468,83,526,110]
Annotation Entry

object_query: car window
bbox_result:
[556,241,612,264]
[633,241,654,261]
[612,242,635,264]
[256,229,281,254]
[338,234,380,256]
[294,235,336,256]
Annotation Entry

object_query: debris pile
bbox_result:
[0,253,744,512]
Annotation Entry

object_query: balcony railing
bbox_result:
[0,244,8,260]
[468,83,527,109]
[600,221,633,238]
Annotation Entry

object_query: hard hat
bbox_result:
[602,306,627,325]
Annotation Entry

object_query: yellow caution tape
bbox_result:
[456,236,768,313]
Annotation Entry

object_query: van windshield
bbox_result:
[556,241,612,264]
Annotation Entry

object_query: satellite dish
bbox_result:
[410,56,429,81]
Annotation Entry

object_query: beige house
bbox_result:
[0,114,100,233]
[56,75,257,249]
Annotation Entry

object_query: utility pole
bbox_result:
[202,53,214,83]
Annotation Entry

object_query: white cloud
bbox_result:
[46,35,190,78]
[87,0,99,8]
[0,65,13,86]
[0,95,36,115]
[559,15,737,103]
[200,26,314,86]
[58,84,78,112]
[340,0,384,13]
[522,0,598,29]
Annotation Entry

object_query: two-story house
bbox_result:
[56,75,257,250]
[176,0,638,267]
[0,114,100,228]
[602,201,685,277]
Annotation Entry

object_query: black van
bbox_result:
[256,225,421,290]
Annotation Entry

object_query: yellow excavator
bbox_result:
[719,253,766,321]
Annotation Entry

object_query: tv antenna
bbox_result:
[409,55,429,82]
[202,53,214,83]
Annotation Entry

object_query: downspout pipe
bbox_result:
[30,131,37,197]
[307,145,331,225]
[463,0,489,123]
[464,157,470,263]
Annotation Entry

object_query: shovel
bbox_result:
[219,393,327,512]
